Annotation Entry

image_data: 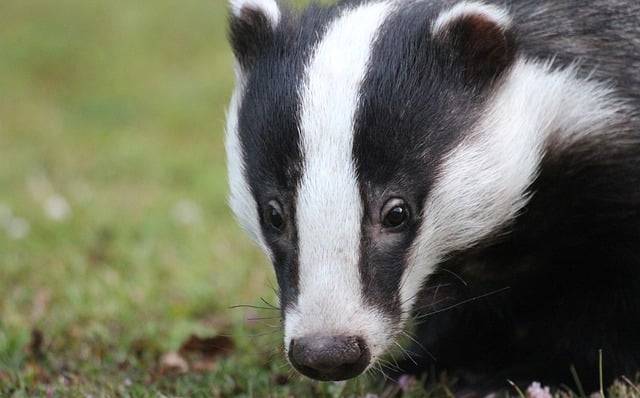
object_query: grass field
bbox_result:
[0,1,639,397]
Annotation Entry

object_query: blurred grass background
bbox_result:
[0,0,381,396]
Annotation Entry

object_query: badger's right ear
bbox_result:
[432,2,516,84]
[229,0,281,69]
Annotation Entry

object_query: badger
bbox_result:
[225,0,640,391]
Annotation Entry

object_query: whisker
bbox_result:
[229,304,280,311]
[259,296,281,310]
[365,363,378,380]
[259,346,282,362]
[378,357,402,373]
[439,267,469,286]
[374,362,395,384]
[246,316,282,321]
[387,349,403,371]
[276,360,292,370]
[400,283,452,307]
[262,323,284,329]
[266,278,280,296]
[414,286,511,320]
[401,330,436,361]
[218,329,280,338]
[432,283,442,304]
[394,341,419,366]
[411,296,455,313]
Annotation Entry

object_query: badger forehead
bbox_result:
[229,0,484,204]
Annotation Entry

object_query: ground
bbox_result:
[0,0,638,397]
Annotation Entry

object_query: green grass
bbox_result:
[0,0,393,396]
[0,1,638,397]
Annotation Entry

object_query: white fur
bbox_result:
[400,59,624,314]
[226,65,272,257]
[432,1,512,36]
[229,0,281,28]
[284,1,394,363]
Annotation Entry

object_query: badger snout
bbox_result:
[288,335,371,381]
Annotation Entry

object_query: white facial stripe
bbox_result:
[226,66,272,257]
[286,1,394,357]
[229,0,281,28]
[400,59,623,313]
[432,1,512,36]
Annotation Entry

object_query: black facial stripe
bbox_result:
[353,4,493,318]
[237,5,341,312]
[358,192,423,322]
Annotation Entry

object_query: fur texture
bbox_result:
[226,0,640,391]
[287,0,395,363]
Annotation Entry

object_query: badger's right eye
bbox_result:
[381,198,410,230]
[264,200,285,232]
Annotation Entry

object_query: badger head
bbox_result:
[225,0,618,382]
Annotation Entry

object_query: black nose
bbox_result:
[288,335,370,381]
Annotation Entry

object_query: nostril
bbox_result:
[288,335,371,381]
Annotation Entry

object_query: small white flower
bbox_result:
[6,217,30,240]
[172,199,202,226]
[527,382,552,398]
[398,374,417,392]
[44,194,71,221]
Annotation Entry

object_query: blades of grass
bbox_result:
[441,384,456,398]
[599,349,605,398]
[380,382,401,398]
[560,383,579,397]
[507,379,526,398]
[570,365,587,398]
[621,375,640,396]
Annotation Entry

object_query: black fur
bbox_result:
[402,130,640,392]
[230,4,342,311]
[229,0,640,392]
[434,7,517,84]
[377,0,640,392]
[229,7,277,69]
[353,1,510,325]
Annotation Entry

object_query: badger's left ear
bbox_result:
[432,2,516,83]
[229,0,281,68]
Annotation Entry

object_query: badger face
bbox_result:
[225,0,620,382]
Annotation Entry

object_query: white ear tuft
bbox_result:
[230,0,281,28]
[432,1,511,36]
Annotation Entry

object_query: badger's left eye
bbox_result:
[381,198,410,229]
[265,200,285,232]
